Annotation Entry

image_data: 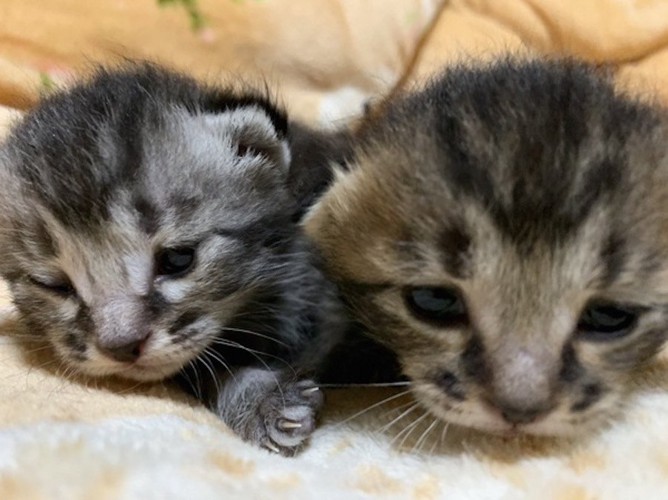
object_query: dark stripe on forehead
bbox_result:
[600,233,626,286]
[417,62,631,249]
[435,108,496,203]
[439,223,472,279]
[133,194,160,236]
[7,63,285,233]
[33,223,58,257]
[16,219,59,259]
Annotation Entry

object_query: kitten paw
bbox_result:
[259,379,324,456]
[216,370,324,457]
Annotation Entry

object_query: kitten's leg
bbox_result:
[215,367,323,456]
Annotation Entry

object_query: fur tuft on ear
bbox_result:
[202,105,291,171]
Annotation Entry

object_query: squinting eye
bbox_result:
[404,287,468,326]
[155,247,196,277]
[28,276,76,297]
[577,302,640,341]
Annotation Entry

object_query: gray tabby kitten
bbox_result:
[0,64,347,455]
[306,58,668,437]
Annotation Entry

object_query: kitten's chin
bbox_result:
[115,364,183,382]
[67,355,186,382]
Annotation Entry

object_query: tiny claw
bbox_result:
[263,440,281,454]
[301,386,320,395]
[279,419,303,430]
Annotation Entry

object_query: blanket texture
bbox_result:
[1,1,668,499]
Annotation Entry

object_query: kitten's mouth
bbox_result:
[72,344,193,382]
[411,384,582,438]
[106,358,188,381]
[426,402,586,438]
[426,404,558,437]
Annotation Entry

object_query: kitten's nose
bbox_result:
[97,336,148,363]
[497,403,549,425]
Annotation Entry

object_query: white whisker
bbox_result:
[377,402,420,435]
[218,326,290,348]
[413,416,439,454]
[334,389,413,427]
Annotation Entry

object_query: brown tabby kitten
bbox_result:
[305,58,668,436]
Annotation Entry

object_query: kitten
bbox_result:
[305,58,668,437]
[0,64,348,455]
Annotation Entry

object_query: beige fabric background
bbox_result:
[1,1,668,498]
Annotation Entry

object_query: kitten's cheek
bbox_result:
[159,280,194,303]
[58,300,80,322]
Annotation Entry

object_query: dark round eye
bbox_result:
[28,276,76,297]
[577,302,639,341]
[155,247,196,277]
[404,287,468,326]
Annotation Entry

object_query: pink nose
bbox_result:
[497,404,549,425]
[97,336,148,363]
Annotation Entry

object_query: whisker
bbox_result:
[376,399,416,422]
[318,381,411,389]
[211,338,295,374]
[202,346,237,383]
[428,421,449,455]
[218,326,290,349]
[0,333,47,341]
[199,355,222,398]
[116,379,147,395]
[186,358,204,401]
[334,389,413,427]
[412,416,439,454]
[209,339,286,402]
[390,410,430,451]
[377,402,420,435]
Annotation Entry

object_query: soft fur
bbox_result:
[305,58,668,437]
[0,64,347,455]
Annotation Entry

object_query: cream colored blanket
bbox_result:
[2,1,668,498]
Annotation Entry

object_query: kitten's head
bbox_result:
[305,59,668,436]
[0,65,298,381]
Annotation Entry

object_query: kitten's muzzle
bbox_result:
[93,295,152,364]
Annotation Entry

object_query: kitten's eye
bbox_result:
[577,302,639,340]
[155,247,196,277]
[28,276,76,297]
[404,287,467,326]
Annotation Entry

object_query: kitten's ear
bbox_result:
[202,105,291,173]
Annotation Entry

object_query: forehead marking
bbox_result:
[132,194,160,236]
[599,233,626,286]
[439,222,472,279]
